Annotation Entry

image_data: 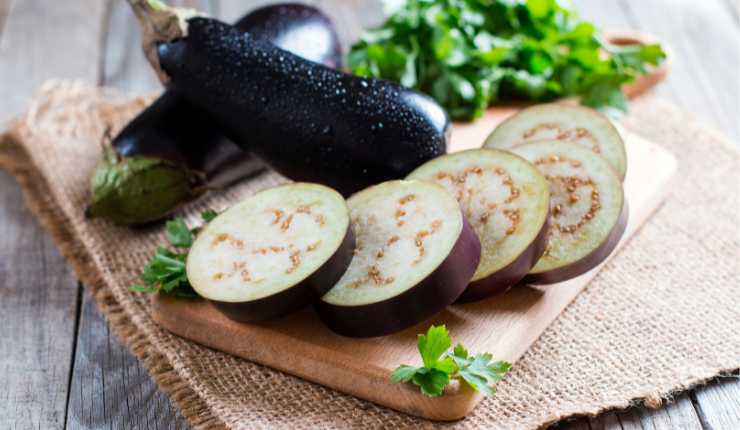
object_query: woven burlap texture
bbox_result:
[0,81,738,430]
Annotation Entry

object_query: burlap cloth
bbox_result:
[0,80,738,429]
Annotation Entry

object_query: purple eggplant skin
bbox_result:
[523,201,629,285]
[212,224,355,323]
[315,215,481,338]
[456,216,551,303]
[235,3,342,69]
[154,17,450,197]
[88,4,343,225]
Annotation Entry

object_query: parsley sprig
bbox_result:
[349,0,666,120]
[130,210,217,297]
[391,325,511,397]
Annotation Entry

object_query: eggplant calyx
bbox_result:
[88,146,204,225]
[126,0,203,83]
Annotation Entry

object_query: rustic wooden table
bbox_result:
[0,0,737,428]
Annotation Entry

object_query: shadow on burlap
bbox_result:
[0,81,738,429]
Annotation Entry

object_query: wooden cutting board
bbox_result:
[152,33,676,421]
[152,116,677,422]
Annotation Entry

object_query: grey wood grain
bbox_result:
[0,169,81,430]
[616,0,740,144]
[611,394,702,430]
[65,291,189,430]
[692,376,740,429]
[0,1,107,429]
[553,395,703,430]
[0,0,109,126]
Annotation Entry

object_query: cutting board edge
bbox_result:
[151,296,484,421]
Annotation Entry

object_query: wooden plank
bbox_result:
[0,0,107,428]
[692,376,740,429]
[617,0,740,143]
[564,395,703,430]
[65,291,189,430]
[0,168,81,429]
[614,395,702,430]
[0,0,109,126]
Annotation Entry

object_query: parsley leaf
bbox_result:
[349,0,666,119]
[391,325,511,397]
[418,325,452,368]
[450,344,511,396]
[130,210,216,297]
[413,368,451,397]
[166,218,194,248]
[201,209,219,223]
[390,365,419,382]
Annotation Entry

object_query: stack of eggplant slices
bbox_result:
[120,2,629,338]
[187,103,628,338]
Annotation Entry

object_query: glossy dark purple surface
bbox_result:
[157,17,450,196]
[113,4,344,186]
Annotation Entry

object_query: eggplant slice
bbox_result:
[509,141,627,284]
[484,104,627,180]
[186,183,353,322]
[317,180,481,337]
[408,149,551,302]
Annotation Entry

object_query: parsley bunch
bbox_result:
[392,325,511,397]
[130,210,218,297]
[349,0,666,120]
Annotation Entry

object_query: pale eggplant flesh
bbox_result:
[213,227,354,322]
[523,202,627,284]
[509,140,628,284]
[484,104,628,180]
[316,180,481,337]
[186,183,354,322]
[407,148,551,302]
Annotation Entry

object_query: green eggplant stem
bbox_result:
[87,146,203,225]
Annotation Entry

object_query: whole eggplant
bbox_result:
[126,1,450,197]
[88,3,343,225]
